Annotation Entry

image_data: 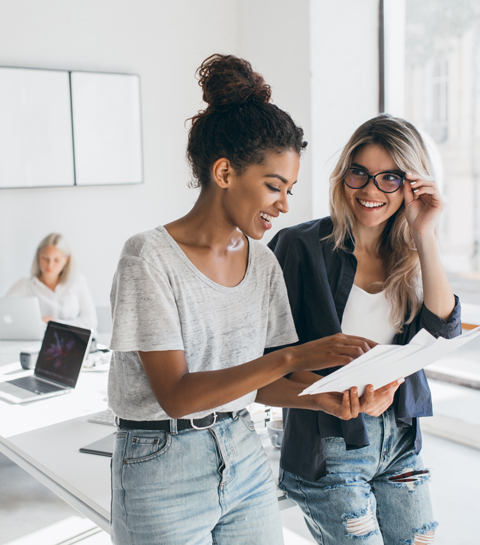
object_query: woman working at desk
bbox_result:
[269,114,461,544]
[6,233,97,331]
[107,55,398,545]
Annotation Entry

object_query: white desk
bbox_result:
[0,345,293,535]
[0,347,111,530]
[0,340,41,367]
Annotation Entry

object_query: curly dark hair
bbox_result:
[187,54,307,188]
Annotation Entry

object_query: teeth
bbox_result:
[358,199,386,208]
[260,213,273,222]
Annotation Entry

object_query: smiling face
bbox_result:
[38,245,68,282]
[344,144,405,232]
[223,149,300,239]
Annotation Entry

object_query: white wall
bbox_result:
[0,0,241,306]
[238,0,312,237]
[0,0,380,308]
[310,0,380,219]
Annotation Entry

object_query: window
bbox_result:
[386,0,480,309]
[429,59,449,143]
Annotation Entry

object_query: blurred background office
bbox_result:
[0,1,479,544]
[0,0,380,308]
[6,233,97,331]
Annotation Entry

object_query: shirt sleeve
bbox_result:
[268,229,304,334]
[5,278,30,297]
[416,294,462,339]
[60,275,98,331]
[264,258,299,349]
[109,255,185,352]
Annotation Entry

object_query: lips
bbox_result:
[259,212,276,230]
[260,212,273,223]
[357,198,386,209]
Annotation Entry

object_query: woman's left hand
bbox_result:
[310,378,403,419]
[360,379,404,417]
[403,172,445,239]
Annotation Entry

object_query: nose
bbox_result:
[362,177,381,194]
[276,192,289,214]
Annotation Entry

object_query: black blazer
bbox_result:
[268,217,461,481]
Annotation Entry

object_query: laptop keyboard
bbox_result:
[87,409,116,427]
[9,376,64,394]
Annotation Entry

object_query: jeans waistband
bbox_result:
[116,411,236,432]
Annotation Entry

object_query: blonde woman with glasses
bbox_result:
[269,114,460,545]
[7,233,97,331]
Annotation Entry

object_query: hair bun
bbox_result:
[197,54,271,109]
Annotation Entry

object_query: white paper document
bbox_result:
[300,327,480,397]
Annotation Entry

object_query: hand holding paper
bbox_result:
[300,327,480,397]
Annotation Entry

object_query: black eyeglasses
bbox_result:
[343,167,404,194]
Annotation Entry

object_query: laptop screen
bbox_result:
[35,322,92,388]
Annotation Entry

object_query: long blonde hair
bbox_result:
[31,233,76,286]
[329,114,435,332]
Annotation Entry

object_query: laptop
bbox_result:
[0,297,45,340]
[80,433,115,457]
[0,321,92,404]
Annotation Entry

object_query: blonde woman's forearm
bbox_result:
[415,232,455,320]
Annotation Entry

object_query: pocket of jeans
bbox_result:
[238,411,256,432]
[122,431,172,464]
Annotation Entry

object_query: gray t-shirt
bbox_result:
[108,226,298,421]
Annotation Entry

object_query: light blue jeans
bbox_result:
[279,408,437,544]
[110,410,284,545]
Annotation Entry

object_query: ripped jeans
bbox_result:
[278,407,437,544]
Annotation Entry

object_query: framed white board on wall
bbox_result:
[71,72,143,186]
[0,67,75,189]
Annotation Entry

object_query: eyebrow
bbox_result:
[351,162,403,175]
[265,174,297,185]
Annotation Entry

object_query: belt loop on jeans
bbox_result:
[169,419,178,436]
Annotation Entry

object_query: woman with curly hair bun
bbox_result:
[107,55,390,545]
[269,114,460,545]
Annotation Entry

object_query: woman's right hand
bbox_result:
[42,315,55,324]
[290,333,376,373]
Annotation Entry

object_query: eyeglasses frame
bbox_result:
[343,167,405,194]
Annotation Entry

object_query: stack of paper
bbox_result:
[300,327,480,397]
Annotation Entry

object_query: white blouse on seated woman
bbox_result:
[6,233,97,332]
[7,274,97,330]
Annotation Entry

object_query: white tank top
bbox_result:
[341,284,397,345]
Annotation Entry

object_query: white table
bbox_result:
[0,339,42,367]
[0,345,111,530]
[0,344,293,535]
